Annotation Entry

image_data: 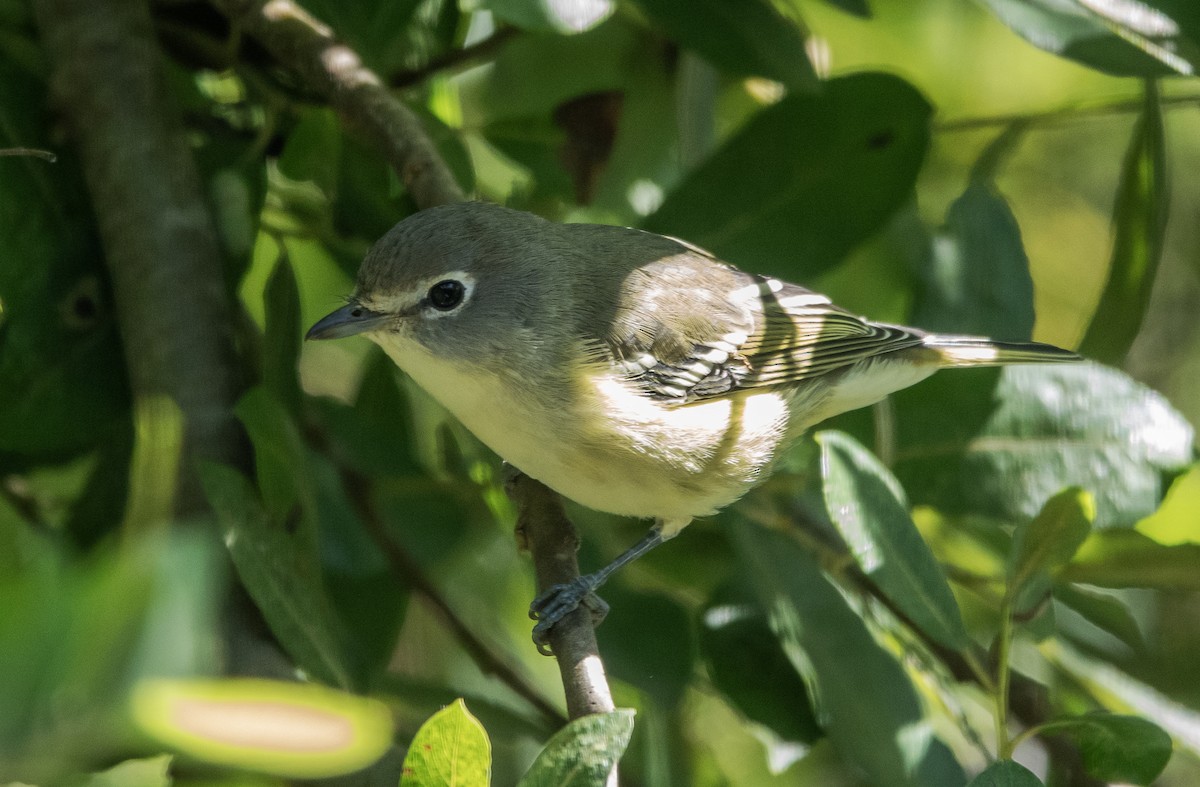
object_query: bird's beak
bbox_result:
[306,304,389,341]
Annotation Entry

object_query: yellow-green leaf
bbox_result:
[131,678,393,778]
[400,699,491,787]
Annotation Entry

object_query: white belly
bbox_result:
[375,337,792,530]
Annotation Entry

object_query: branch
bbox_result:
[211,0,611,722]
[508,472,616,719]
[335,462,567,728]
[209,0,463,209]
[34,0,248,515]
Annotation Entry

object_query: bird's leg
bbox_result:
[529,524,668,653]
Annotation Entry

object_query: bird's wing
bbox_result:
[604,266,927,403]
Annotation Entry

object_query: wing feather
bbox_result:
[606,267,926,403]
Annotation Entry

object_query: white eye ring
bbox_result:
[420,270,475,318]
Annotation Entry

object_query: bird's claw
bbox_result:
[529,577,609,656]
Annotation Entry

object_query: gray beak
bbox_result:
[306,304,389,340]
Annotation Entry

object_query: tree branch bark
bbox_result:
[34,0,247,515]
[209,0,463,210]
[209,0,612,722]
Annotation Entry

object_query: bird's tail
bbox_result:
[923,335,1082,368]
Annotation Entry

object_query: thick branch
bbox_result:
[210,0,463,209]
[34,0,247,515]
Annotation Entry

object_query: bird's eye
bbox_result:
[428,279,466,311]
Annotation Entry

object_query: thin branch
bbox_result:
[337,463,567,728]
[0,147,57,161]
[507,471,616,720]
[389,27,519,89]
[938,92,1200,132]
[210,0,463,209]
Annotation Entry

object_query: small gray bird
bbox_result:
[307,202,1079,645]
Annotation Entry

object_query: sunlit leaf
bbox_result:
[1051,640,1200,756]
[1080,81,1168,363]
[976,0,1199,76]
[131,678,393,778]
[400,699,491,787]
[1060,529,1200,589]
[1136,463,1200,545]
[482,0,613,33]
[817,430,969,649]
[892,363,1194,528]
[78,755,172,787]
[1037,713,1171,784]
[517,709,635,787]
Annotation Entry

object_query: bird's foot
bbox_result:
[529,575,610,656]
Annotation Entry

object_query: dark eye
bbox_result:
[428,279,465,311]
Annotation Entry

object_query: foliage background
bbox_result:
[2,0,1200,784]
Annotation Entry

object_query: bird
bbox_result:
[306,201,1080,648]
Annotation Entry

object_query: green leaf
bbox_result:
[912,179,1034,341]
[967,759,1043,786]
[730,518,966,787]
[1137,462,1200,545]
[482,0,613,33]
[892,363,1195,528]
[517,709,635,787]
[400,699,491,787]
[132,678,393,778]
[199,462,354,689]
[1080,81,1169,363]
[820,0,870,18]
[1051,640,1200,756]
[976,0,1199,76]
[1059,529,1200,589]
[645,72,932,280]
[698,581,823,744]
[1053,584,1144,650]
[629,0,817,90]
[1037,713,1172,784]
[596,586,694,710]
[1008,488,1094,612]
[262,249,302,416]
[79,755,172,787]
[0,61,128,461]
[817,430,969,649]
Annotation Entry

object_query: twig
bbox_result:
[389,27,519,89]
[337,464,567,728]
[938,92,1200,132]
[210,0,463,209]
[0,147,57,161]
